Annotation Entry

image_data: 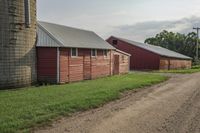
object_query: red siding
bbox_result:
[37,47,130,84]
[107,37,160,70]
[83,49,92,80]
[131,46,160,70]
[37,48,57,83]
[59,48,69,83]
[59,48,113,83]
[91,50,111,79]
[113,51,130,74]
[159,57,192,70]
[68,49,84,82]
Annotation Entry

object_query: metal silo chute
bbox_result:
[24,0,31,28]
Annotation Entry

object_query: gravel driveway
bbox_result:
[35,73,200,133]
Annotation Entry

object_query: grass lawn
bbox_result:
[0,73,167,133]
[155,65,200,74]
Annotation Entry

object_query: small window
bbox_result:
[112,40,118,45]
[91,49,97,57]
[103,50,108,57]
[122,55,125,63]
[71,48,78,57]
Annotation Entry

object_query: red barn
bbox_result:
[36,22,130,84]
[107,36,192,70]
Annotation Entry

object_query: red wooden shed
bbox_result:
[36,22,130,84]
[107,36,192,70]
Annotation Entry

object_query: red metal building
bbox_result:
[37,22,130,83]
[107,36,192,70]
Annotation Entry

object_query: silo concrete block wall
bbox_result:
[0,0,37,89]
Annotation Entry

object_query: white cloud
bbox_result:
[37,1,200,41]
[108,16,200,42]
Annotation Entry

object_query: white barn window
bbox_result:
[71,48,78,57]
[103,50,108,57]
[91,49,97,57]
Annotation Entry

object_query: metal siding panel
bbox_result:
[37,48,57,83]
[57,48,60,83]
[109,36,192,60]
[37,26,60,47]
[107,37,160,70]
[37,21,115,49]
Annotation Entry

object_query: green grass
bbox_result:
[156,65,200,74]
[0,73,167,133]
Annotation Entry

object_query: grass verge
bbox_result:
[155,65,200,74]
[0,73,167,133]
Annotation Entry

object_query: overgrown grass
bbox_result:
[156,65,200,74]
[191,65,200,69]
[0,73,167,133]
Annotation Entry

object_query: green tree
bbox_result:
[145,30,200,61]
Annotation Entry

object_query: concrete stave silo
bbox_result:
[0,0,37,89]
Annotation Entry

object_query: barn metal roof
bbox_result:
[112,36,192,60]
[37,21,115,50]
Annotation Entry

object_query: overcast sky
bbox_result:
[37,0,200,42]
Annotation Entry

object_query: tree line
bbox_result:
[145,30,200,62]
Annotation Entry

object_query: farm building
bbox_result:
[37,22,130,84]
[107,36,192,70]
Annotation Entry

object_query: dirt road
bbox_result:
[35,73,200,133]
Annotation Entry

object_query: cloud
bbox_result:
[108,16,200,42]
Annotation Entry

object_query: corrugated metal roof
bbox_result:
[37,21,115,50]
[37,25,62,47]
[112,36,192,60]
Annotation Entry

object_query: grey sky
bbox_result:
[37,0,200,42]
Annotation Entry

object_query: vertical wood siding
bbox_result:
[107,37,160,70]
[113,51,130,74]
[37,26,60,47]
[37,48,57,83]
[68,49,84,82]
[37,47,130,84]
[107,37,192,70]
[159,57,192,70]
[83,49,92,80]
[59,48,69,83]
[91,50,111,79]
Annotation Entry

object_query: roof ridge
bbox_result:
[110,36,192,60]
[37,22,64,47]
[38,21,94,33]
[37,21,115,49]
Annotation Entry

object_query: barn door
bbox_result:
[83,50,91,80]
[113,55,120,75]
